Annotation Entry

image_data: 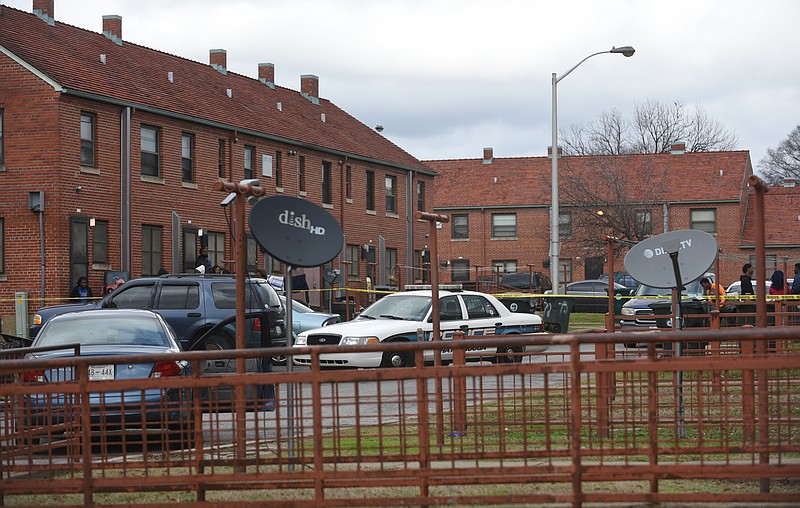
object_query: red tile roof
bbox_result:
[426,151,753,208]
[0,5,429,172]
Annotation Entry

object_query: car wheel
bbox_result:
[381,348,414,368]
[270,354,287,366]
[495,345,523,364]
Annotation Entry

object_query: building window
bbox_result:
[635,209,652,237]
[246,235,258,274]
[345,165,352,200]
[0,218,4,274]
[493,260,517,274]
[346,244,360,281]
[385,175,397,214]
[92,220,108,264]
[80,112,95,167]
[182,133,194,182]
[244,145,255,180]
[417,181,425,212]
[414,249,429,284]
[492,213,517,238]
[298,156,306,192]
[451,259,470,282]
[267,253,281,274]
[322,161,332,204]
[140,125,160,176]
[218,139,225,178]
[452,214,469,239]
[0,109,4,166]
[366,170,375,211]
[558,259,573,284]
[70,217,89,289]
[559,211,571,239]
[691,208,716,233]
[206,232,225,268]
[142,225,162,276]
[275,151,283,188]
[385,248,398,285]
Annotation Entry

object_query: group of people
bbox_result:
[696,262,800,307]
[736,262,800,296]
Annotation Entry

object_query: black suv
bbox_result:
[30,274,286,350]
[499,272,552,293]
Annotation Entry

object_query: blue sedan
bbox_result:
[18,309,192,446]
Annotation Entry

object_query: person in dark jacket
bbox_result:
[70,276,94,303]
[740,263,754,295]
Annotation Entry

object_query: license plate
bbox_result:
[88,364,114,381]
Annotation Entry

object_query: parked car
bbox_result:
[293,287,546,369]
[280,296,340,334]
[598,272,640,293]
[619,275,712,329]
[724,279,789,296]
[498,271,552,293]
[545,279,629,313]
[30,274,286,352]
[18,309,192,444]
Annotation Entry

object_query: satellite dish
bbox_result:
[322,268,342,285]
[250,195,344,268]
[624,230,717,289]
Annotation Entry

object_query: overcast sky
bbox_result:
[7,0,799,172]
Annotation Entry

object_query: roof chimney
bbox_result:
[301,74,319,104]
[102,15,122,45]
[547,146,562,159]
[482,147,493,164]
[32,0,54,24]
[670,141,686,154]
[33,0,53,18]
[258,63,275,89]
[210,49,227,74]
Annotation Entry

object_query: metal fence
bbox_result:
[1,328,800,507]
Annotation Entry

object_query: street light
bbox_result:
[550,46,635,294]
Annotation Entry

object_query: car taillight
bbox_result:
[253,319,262,331]
[22,370,46,383]
[150,362,182,378]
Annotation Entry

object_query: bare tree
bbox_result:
[759,125,800,185]
[558,156,670,250]
[562,99,738,155]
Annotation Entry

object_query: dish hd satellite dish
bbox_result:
[624,230,717,289]
[250,195,344,268]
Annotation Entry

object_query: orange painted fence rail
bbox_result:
[1,328,800,507]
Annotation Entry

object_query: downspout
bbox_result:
[38,209,44,308]
[662,203,669,233]
[120,107,131,273]
[406,171,414,288]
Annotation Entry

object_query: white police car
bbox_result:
[293,286,546,368]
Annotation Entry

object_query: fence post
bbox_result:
[710,310,722,393]
[452,331,467,437]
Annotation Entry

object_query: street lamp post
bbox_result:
[550,46,635,294]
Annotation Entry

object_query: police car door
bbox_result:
[460,294,503,358]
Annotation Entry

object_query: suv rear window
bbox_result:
[156,284,200,309]
[253,281,281,308]
[211,282,258,309]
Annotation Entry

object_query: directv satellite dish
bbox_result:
[624,230,717,289]
[250,195,344,268]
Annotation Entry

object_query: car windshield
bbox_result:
[37,315,170,347]
[635,278,705,297]
[359,294,432,321]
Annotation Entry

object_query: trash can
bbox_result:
[649,299,709,353]
[612,287,629,317]
[542,298,570,333]
[498,296,537,314]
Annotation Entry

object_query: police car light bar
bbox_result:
[404,284,463,292]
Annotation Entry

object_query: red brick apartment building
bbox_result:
[427,147,800,289]
[0,1,435,330]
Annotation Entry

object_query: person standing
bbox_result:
[195,246,212,273]
[769,269,787,295]
[740,263,755,295]
[740,263,755,325]
[70,276,94,303]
